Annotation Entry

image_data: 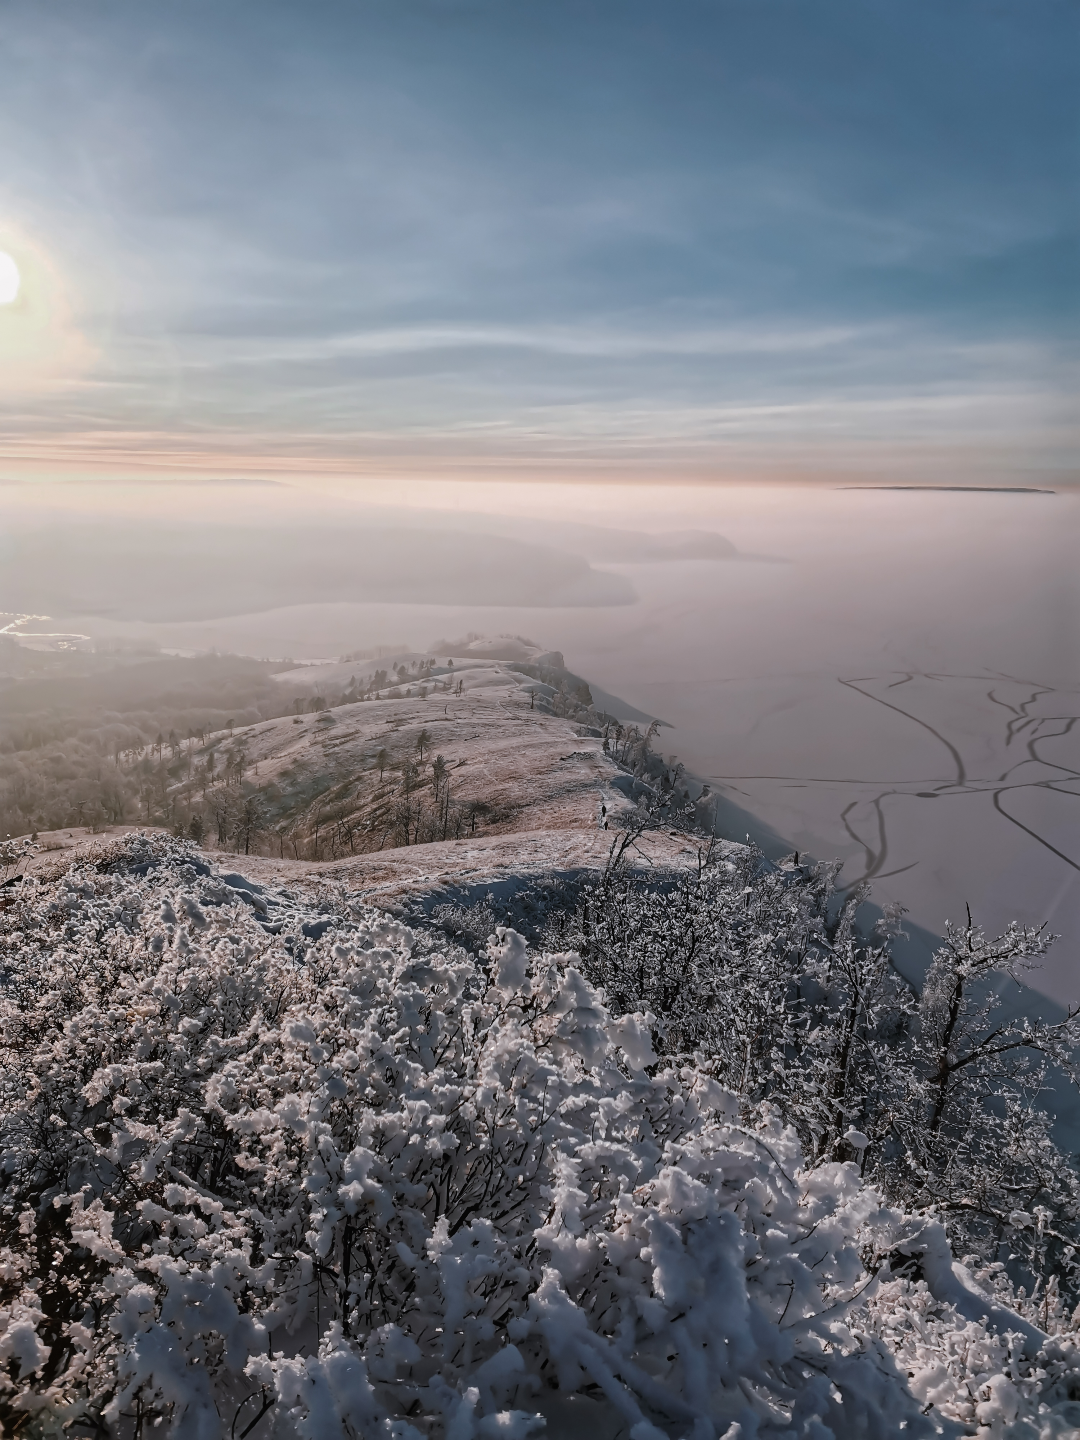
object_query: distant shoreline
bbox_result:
[840,485,1056,494]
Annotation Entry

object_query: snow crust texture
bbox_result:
[1,835,1079,1440]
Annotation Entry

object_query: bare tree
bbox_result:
[234,795,265,855]
[207,789,234,847]
[431,754,448,797]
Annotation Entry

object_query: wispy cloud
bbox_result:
[0,0,1074,483]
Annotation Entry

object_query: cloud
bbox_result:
[0,0,1074,483]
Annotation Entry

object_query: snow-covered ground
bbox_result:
[234,825,715,912]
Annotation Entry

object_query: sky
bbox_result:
[0,0,1076,487]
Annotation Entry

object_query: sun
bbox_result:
[0,251,21,304]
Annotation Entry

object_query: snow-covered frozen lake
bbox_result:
[19,480,1080,1001]
[557,485,1080,1003]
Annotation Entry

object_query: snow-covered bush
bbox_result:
[2,835,1079,1439]
[859,1273,1080,1439]
[553,850,1080,1305]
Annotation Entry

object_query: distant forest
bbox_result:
[0,642,295,838]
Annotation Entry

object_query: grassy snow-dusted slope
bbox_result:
[3,834,1080,1439]
[220,664,618,845]
[4,641,720,917]
[148,644,697,901]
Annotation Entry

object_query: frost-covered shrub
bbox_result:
[427,900,500,954]
[545,847,906,1123]
[1,835,1078,1440]
[859,1274,1080,1439]
[554,850,1080,1305]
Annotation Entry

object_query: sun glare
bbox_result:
[0,251,20,304]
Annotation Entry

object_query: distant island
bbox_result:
[841,484,1056,494]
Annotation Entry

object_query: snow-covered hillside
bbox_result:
[3,833,1080,1439]
[118,641,700,900]
[240,656,621,844]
